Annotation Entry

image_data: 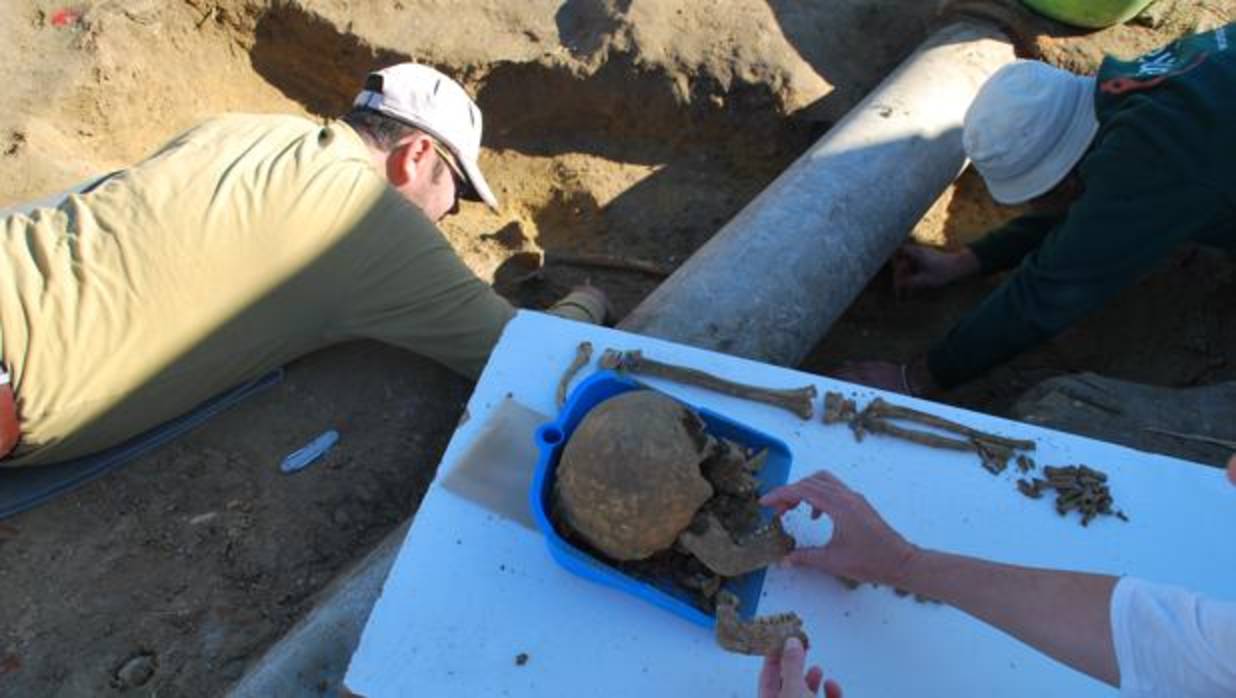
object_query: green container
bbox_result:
[1020,0,1157,28]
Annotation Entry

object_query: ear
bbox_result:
[385,135,433,187]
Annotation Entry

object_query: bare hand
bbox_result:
[761,470,917,586]
[758,637,841,698]
[830,361,907,394]
[892,244,979,297]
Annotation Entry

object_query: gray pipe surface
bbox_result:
[619,21,1015,366]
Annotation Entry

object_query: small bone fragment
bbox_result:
[743,448,768,474]
[1016,479,1043,499]
[680,572,724,600]
[714,591,809,656]
[556,342,593,408]
[849,415,867,442]
[680,514,795,577]
[703,441,761,496]
[1044,465,1078,479]
[1016,455,1036,473]
[822,392,857,424]
[974,438,1013,475]
[601,349,817,419]
[1078,465,1107,483]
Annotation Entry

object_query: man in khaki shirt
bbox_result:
[0,63,604,466]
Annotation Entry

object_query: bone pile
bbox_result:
[1016,465,1128,526]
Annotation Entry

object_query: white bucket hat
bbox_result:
[963,60,1099,205]
[354,63,499,211]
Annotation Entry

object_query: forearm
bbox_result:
[924,278,1044,389]
[895,548,1120,686]
[967,213,1061,274]
[925,234,1140,389]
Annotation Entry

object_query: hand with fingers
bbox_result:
[758,637,843,698]
[892,244,980,297]
[760,470,919,586]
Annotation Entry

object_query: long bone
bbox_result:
[556,341,593,408]
[859,398,1036,452]
[600,349,817,420]
[846,396,1032,473]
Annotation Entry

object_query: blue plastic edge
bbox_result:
[530,370,794,628]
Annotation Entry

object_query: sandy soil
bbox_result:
[0,1,1232,695]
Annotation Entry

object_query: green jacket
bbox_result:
[928,24,1236,388]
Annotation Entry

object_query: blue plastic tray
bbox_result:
[530,371,793,628]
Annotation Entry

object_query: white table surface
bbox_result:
[345,311,1235,697]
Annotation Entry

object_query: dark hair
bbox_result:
[342,108,423,151]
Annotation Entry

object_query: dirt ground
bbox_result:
[1,0,1233,695]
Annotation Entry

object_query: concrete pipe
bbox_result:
[619,21,1016,366]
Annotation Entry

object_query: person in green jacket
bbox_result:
[838,24,1236,396]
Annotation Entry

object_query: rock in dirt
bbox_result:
[1012,373,1236,467]
[112,652,157,688]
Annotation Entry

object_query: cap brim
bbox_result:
[985,76,1099,205]
[458,157,500,212]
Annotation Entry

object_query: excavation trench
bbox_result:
[3,1,1231,697]
[221,1,837,323]
[0,3,898,695]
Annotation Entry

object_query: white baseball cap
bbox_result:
[963,60,1099,205]
[354,63,499,211]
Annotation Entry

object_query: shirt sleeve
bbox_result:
[926,126,1227,388]
[546,289,608,325]
[967,213,1063,274]
[329,182,516,380]
[1111,577,1236,698]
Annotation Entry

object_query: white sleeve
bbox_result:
[1111,576,1236,698]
